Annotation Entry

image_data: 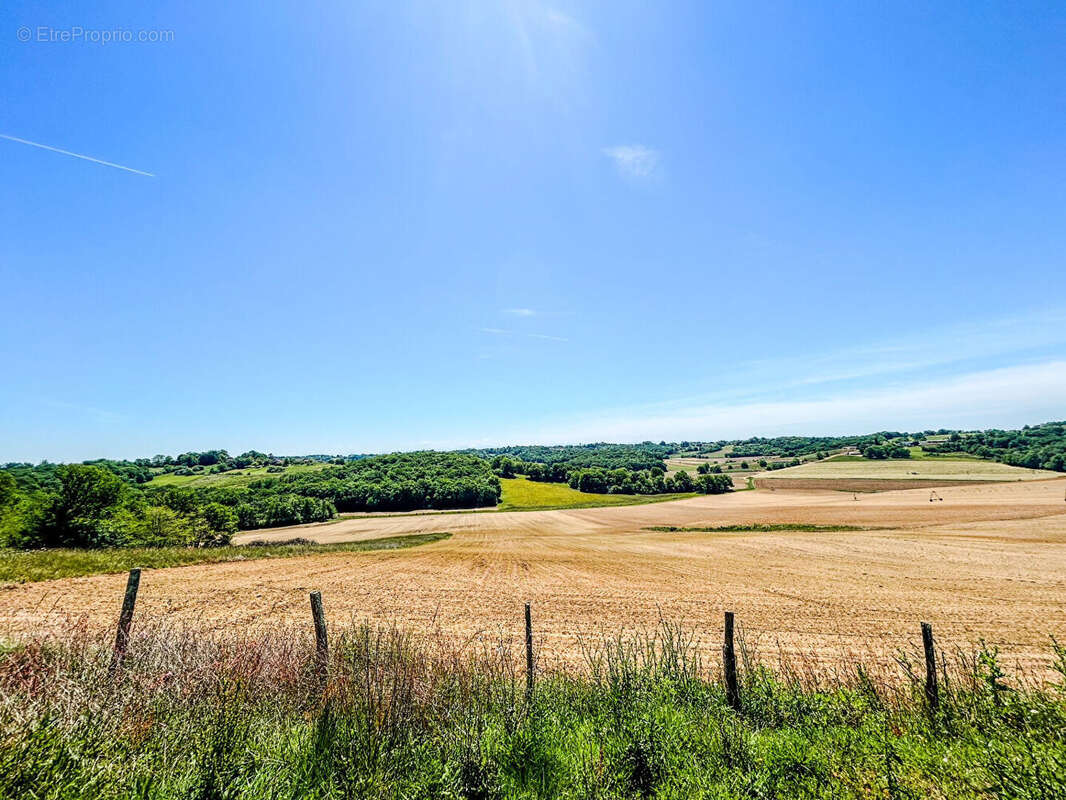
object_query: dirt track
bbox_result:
[4,479,1066,673]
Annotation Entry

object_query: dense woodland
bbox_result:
[485,453,732,495]
[0,451,347,488]
[678,421,1066,469]
[2,421,1064,551]
[566,467,733,495]
[717,433,909,458]
[0,462,339,550]
[921,421,1066,471]
[0,452,497,550]
[477,443,689,494]
[267,452,501,512]
[468,443,674,472]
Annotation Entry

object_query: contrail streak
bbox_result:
[0,133,155,177]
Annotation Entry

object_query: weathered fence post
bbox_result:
[921,621,938,710]
[524,602,535,700]
[723,610,741,711]
[310,591,329,682]
[109,568,141,675]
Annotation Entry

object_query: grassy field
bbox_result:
[0,532,450,584]
[908,447,985,460]
[663,456,758,477]
[666,454,817,477]
[149,469,695,513]
[829,450,985,462]
[757,458,1058,482]
[2,621,1064,798]
[497,477,696,511]
[146,462,332,488]
[664,456,711,475]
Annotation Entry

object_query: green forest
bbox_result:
[0,452,498,551]
[468,443,674,472]
[920,421,1066,470]
[265,452,501,513]
[675,420,1066,470]
[480,447,732,495]
[568,467,733,495]
[486,455,732,495]
[2,420,1064,552]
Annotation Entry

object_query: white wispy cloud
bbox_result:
[521,361,1066,444]
[499,0,591,105]
[543,7,581,31]
[479,327,568,343]
[603,144,660,178]
[0,133,155,177]
[503,308,537,316]
[527,333,568,342]
[735,308,1066,395]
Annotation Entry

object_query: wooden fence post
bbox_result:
[921,621,938,710]
[524,602,535,699]
[723,610,741,711]
[109,568,141,674]
[310,591,328,682]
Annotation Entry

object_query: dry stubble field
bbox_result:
[3,478,1066,675]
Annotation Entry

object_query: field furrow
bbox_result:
[2,478,1065,674]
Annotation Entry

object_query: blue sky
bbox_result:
[2,1,1065,461]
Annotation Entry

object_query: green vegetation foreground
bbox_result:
[0,533,450,584]
[495,477,697,511]
[1,622,1064,799]
[0,453,498,550]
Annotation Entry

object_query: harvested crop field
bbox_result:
[757,458,1057,482]
[752,477,1010,491]
[3,478,1066,676]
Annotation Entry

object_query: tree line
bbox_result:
[268,452,501,512]
[0,452,499,550]
[0,465,242,550]
[485,454,732,495]
[471,443,673,472]
[858,442,911,459]
[921,422,1066,471]
[566,468,733,495]
[5,421,1062,551]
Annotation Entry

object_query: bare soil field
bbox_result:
[3,478,1066,675]
[757,458,1058,482]
[752,477,1008,491]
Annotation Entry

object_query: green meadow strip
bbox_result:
[0,532,451,585]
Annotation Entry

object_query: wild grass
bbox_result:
[1,620,1064,798]
[146,463,332,488]
[907,447,987,461]
[645,524,874,533]
[322,480,698,519]
[497,477,696,512]
[828,452,986,463]
[0,532,451,585]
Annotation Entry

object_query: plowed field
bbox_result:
[4,478,1065,674]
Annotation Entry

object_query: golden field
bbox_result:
[3,477,1066,674]
[756,457,1057,482]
